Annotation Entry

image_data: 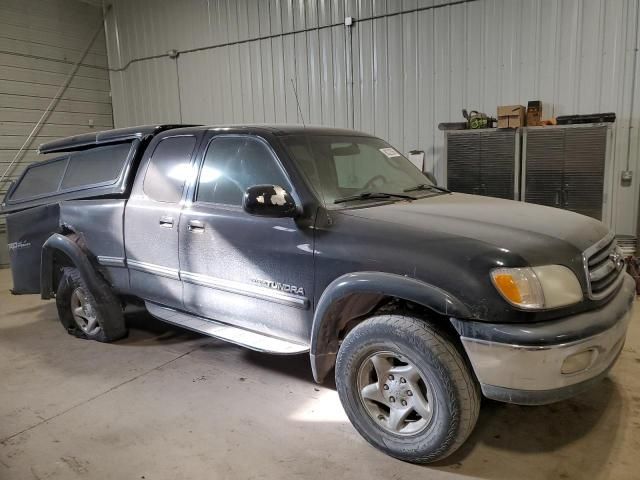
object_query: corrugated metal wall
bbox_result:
[105,0,640,236]
[0,0,113,266]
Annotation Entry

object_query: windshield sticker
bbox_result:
[379,147,401,158]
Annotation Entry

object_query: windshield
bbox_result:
[282,134,435,207]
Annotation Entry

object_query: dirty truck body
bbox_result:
[2,124,635,463]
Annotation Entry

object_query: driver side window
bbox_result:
[197,136,291,206]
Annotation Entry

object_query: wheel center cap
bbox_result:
[383,378,410,406]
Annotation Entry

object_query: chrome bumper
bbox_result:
[458,274,635,405]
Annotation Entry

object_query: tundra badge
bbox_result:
[251,278,305,296]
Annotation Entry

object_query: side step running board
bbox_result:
[145,302,310,355]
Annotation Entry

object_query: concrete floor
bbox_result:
[1,268,639,480]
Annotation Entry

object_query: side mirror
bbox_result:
[243,185,298,218]
[425,171,438,186]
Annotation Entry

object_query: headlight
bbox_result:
[491,265,583,310]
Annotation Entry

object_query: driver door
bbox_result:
[178,134,314,344]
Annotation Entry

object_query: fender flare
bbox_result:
[309,271,472,383]
[40,233,105,301]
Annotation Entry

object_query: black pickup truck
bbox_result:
[1,124,635,463]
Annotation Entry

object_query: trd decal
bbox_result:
[8,240,31,251]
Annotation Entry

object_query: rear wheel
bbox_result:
[56,267,127,342]
[335,314,480,463]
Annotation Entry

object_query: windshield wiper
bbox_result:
[403,183,451,194]
[334,191,416,204]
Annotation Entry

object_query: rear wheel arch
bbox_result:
[41,232,99,300]
[310,272,472,383]
[41,232,127,342]
[51,249,74,294]
[48,230,83,292]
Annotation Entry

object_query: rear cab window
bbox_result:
[143,136,197,203]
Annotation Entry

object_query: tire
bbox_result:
[56,267,127,342]
[335,314,480,464]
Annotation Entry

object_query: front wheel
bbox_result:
[335,315,480,463]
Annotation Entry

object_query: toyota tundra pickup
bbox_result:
[1,124,635,463]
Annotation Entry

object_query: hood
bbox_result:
[338,193,609,263]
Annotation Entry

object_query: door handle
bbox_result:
[159,216,174,228]
[188,220,205,233]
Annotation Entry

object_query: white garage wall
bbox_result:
[105,0,640,237]
[0,0,114,266]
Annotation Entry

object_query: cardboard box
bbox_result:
[526,100,542,126]
[497,105,525,128]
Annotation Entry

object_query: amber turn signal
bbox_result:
[492,274,523,304]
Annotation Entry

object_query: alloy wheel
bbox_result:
[70,287,102,336]
[356,350,434,436]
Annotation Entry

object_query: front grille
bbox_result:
[584,233,626,300]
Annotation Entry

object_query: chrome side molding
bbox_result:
[124,258,309,309]
[181,270,309,310]
[128,259,180,280]
[96,256,126,268]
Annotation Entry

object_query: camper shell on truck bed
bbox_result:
[2,125,191,214]
[2,124,197,294]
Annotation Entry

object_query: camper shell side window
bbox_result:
[2,141,137,213]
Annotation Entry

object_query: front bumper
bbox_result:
[452,274,636,405]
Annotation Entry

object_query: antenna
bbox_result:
[290,78,306,128]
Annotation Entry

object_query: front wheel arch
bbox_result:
[309,272,472,383]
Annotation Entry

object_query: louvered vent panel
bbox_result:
[563,126,606,219]
[446,132,481,195]
[480,130,516,199]
[446,130,516,199]
[524,129,564,208]
[524,126,606,220]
